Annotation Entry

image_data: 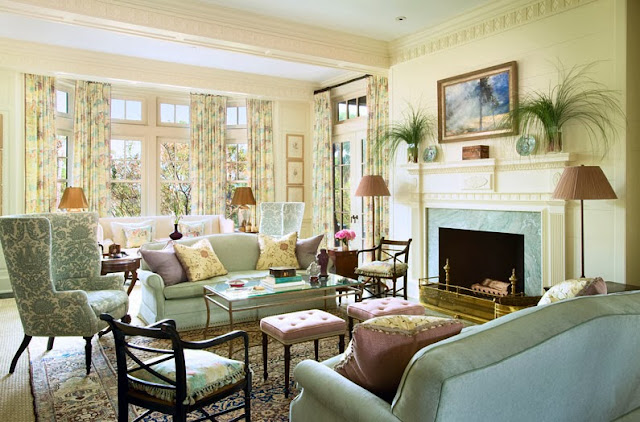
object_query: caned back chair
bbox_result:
[355,238,412,299]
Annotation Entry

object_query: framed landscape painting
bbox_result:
[437,61,518,143]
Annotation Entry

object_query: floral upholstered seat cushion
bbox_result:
[129,349,245,405]
[173,239,228,282]
[335,315,463,401]
[537,277,607,306]
[255,232,299,270]
[355,260,408,278]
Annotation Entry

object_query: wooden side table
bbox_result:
[328,249,359,279]
[101,256,142,295]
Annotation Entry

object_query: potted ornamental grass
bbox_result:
[375,105,436,163]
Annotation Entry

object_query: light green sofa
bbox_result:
[290,290,640,422]
[138,232,329,329]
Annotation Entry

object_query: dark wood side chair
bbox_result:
[355,238,412,300]
[100,314,251,422]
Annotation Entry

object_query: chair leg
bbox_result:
[348,316,353,336]
[244,373,252,422]
[47,337,55,351]
[83,336,92,375]
[404,275,408,300]
[9,335,32,374]
[314,339,319,361]
[262,332,268,381]
[117,390,128,422]
[284,345,291,398]
[338,335,345,354]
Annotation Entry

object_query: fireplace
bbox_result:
[438,228,525,294]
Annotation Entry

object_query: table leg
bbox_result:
[227,302,234,358]
[203,291,211,340]
[126,270,138,295]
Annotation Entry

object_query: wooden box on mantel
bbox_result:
[462,145,489,160]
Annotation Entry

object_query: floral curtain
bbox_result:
[365,75,390,247]
[247,99,274,225]
[311,91,333,246]
[73,80,111,216]
[24,74,57,213]
[190,93,226,215]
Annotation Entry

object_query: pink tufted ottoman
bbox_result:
[260,309,346,397]
[347,297,425,333]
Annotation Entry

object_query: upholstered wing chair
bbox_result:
[0,212,129,375]
[259,202,305,236]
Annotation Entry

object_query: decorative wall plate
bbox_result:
[516,135,536,156]
[423,145,438,162]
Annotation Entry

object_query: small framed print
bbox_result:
[287,185,304,202]
[286,134,304,160]
[287,161,304,185]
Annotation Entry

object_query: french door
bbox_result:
[332,130,366,249]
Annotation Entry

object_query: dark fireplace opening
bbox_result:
[438,228,525,294]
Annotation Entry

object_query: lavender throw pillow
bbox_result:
[296,234,324,269]
[140,243,187,286]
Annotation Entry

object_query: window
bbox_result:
[111,98,143,122]
[226,105,247,126]
[110,138,142,216]
[56,90,68,114]
[337,96,367,122]
[159,102,190,125]
[332,137,366,248]
[226,143,249,226]
[55,134,69,203]
[159,140,191,216]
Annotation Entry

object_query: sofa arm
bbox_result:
[219,217,235,233]
[57,274,124,292]
[138,269,165,291]
[291,360,398,422]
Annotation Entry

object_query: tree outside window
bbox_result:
[159,140,191,217]
[110,139,142,216]
[225,143,249,226]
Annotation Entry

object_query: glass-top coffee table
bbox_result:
[203,274,362,343]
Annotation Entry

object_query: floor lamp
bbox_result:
[552,165,617,278]
[355,175,391,251]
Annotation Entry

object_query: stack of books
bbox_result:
[261,274,305,291]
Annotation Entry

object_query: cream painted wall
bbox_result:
[389,0,630,285]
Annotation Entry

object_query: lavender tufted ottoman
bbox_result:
[347,297,425,333]
[260,309,346,397]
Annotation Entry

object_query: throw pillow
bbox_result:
[110,220,156,246]
[140,242,188,286]
[173,239,228,282]
[295,234,324,269]
[123,225,153,248]
[537,277,605,306]
[178,220,206,238]
[255,232,299,270]
[334,315,463,401]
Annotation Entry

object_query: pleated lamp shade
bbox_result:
[354,175,391,197]
[58,187,89,210]
[231,187,256,209]
[552,166,617,200]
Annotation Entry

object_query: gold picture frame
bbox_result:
[437,61,518,143]
[286,161,304,185]
[286,134,304,160]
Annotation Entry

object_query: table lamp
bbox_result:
[355,175,391,248]
[231,186,256,230]
[552,165,617,278]
[58,187,89,212]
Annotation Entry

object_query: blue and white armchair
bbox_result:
[259,202,305,236]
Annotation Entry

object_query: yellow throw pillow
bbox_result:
[173,239,228,282]
[255,232,299,270]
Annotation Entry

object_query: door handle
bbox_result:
[351,215,358,223]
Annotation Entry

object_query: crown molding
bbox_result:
[390,0,598,65]
[0,0,390,73]
[0,38,315,101]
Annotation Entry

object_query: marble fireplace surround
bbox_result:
[406,153,574,295]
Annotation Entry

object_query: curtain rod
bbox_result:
[313,74,371,95]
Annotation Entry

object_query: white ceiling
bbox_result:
[199,0,493,42]
[0,0,493,85]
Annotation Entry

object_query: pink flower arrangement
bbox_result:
[335,229,356,247]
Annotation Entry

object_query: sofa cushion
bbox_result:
[538,277,606,306]
[174,239,228,282]
[334,315,463,401]
[179,220,206,238]
[255,232,299,270]
[123,225,153,248]
[110,219,156,246]
[296,234,324,269]
[140,242,187,286]
[129,349,245,405]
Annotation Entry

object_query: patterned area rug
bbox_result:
[29,315,346,421]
